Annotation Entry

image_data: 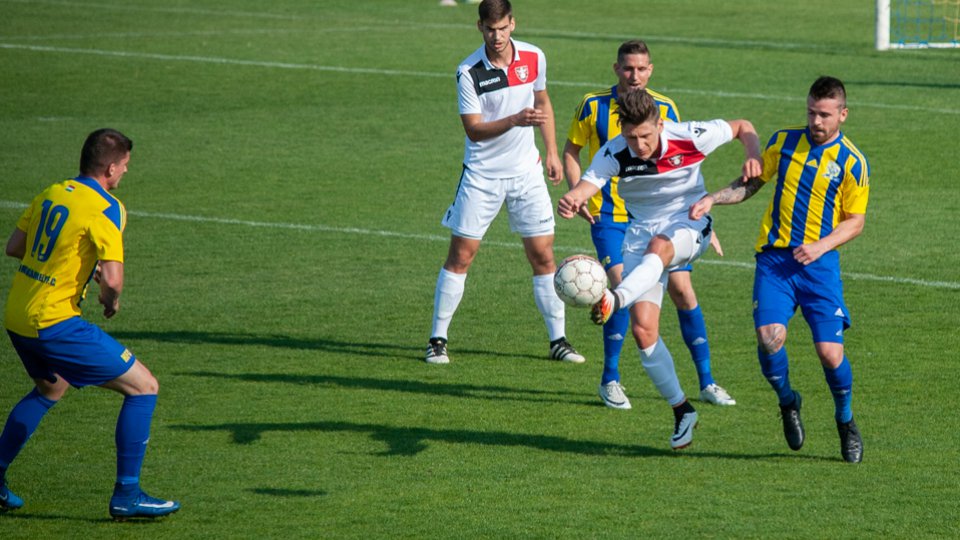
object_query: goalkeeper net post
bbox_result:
[877,0,960,50]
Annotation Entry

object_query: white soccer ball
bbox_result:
[554,255,607,307]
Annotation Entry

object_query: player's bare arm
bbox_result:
[5,228,27,259]
[793,213,865,265]
[689,176,765,220]
[460,108,546,143]
[534,89,562,185]
[727,119,763,180]
[98,260,124,319]
[561,140,595,223]
[558,180,599,219]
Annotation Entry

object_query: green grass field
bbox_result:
[1,0,959,537]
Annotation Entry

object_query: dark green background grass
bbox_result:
[1,0,959,537]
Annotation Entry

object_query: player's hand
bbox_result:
[577,205,595,224]
[512,108,547,127]
[793,243,826,266]
[100,296,119,319]
[689,194,714,220]
[709,229,724,256]
[741,157,763,182]
[557,194,583,219]
[545,154,563,185]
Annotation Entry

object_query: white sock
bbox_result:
[533,273,565,341]
[640,337,685,406]
[617,254,665,308]
[430,268,466,339]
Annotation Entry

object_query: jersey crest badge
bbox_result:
[514,65,528,82]
[824,161,841,182]
[668,155,683,167]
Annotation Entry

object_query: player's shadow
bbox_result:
[171,419,832,462]
[847,79,960,89]
[111,330,544,362]
[248,488,327,498]
[180,371,583,406]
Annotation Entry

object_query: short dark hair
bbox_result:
[616,89,660,127]
[809,76,847,108]
[617,40,651,64]
[79,128,132,176]
[479,0,512,22]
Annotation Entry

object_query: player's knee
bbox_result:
[666,282,697,310]
[130,363,160,395]
[757,325,786,355]
[631,322,659,349]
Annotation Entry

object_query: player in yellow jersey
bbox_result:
[0,129,180,517]
[563,40,735,410]
[691,77,870,463]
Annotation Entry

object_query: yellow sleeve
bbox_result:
[88,210,125,263]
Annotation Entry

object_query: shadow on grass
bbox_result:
[249,488,327,498]
[112,330,544,362]
[171,419,834,462]
[179,371,583,405]
[0,512,166,524]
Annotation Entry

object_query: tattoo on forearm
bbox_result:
[712,177,763,204]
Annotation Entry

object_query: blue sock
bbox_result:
[823,357,853,423]
[0,388,57,470]
[601,308,630,385]
[677,305,713,389]
[115,394,157,493]
[758,347,795,406]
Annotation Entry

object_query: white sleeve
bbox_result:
[457,68,480,115]
[534,49,547,92]
[581,144,619,189]
[686,119,734,156]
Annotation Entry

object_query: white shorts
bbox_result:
[441,166,555,240]
[621,214,713,307]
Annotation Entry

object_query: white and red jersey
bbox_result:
[457,39,547,178]
[582,119,733,223]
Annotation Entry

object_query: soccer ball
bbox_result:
[554,255,607,307]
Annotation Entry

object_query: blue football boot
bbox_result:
[109,490,180,520]
[0,483,24,511]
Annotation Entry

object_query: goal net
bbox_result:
[876,0,960,49]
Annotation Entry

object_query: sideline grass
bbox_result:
[1,0,959,537]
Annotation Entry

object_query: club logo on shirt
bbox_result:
[514,65,528,82]
[668,155,683,167]
[824,161,842,182]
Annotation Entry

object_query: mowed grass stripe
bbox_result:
[2,200,955,290]
[2,42,959,116]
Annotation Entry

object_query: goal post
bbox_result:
[876,0,960,49]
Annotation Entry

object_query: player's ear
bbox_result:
[839,107,848,124]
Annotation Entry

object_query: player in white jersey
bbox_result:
[426,0,584,365]
[559,89,762,449]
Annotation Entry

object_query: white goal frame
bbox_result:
[876,0,960,49]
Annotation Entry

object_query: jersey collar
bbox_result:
[481,39,519,70]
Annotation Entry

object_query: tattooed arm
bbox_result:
[689,176,765,220]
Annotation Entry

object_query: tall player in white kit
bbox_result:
[426,0,584,365]
[559,89,762,449]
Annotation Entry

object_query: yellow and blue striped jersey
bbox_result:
[755,127,870,252]
[567,86,680,222]
[4,177,126,337]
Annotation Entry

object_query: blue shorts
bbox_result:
[753,249,850,343]
[590,219,692,273]
[7,317,137,388]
